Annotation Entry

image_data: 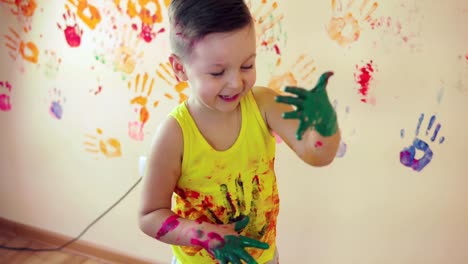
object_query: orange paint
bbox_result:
[66,0,101,30]
[84,128,122,158]
[4,27,39,64]
[327,0,378,47]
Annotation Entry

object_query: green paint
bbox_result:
[213,235,269,264]
[275,71,337,139]
[212,216,269,264]
[234,216,249,233]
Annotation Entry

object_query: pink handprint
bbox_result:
[0,81,12,112]
[57,9,83,48]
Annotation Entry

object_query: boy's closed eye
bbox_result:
[210,65,254,77]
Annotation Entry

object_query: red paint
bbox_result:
[314,141,323,148]
[140,24,165,43]
[94,86,102,95]
[354,61,375,103]
[175,187,201,199]
[155,215,180,240]
[273,44,280,55]
[465,53,468,60]
[190,231,224,253]
[252,175,262,192]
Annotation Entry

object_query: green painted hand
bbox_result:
[275,71,337,139]
[214,216,269,264]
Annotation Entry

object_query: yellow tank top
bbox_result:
[169,91,279,264]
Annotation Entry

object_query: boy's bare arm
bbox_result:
[253,73,341,166]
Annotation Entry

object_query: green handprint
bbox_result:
[213,216,269,264]
[275,71,338,139]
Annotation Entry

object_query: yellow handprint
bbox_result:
[156,61,189,103]
[84,128,122,158]
[114,24,144,75]
[326,0,378,47]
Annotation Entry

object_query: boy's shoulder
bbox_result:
[251,86,277,112]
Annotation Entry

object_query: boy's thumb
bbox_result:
[234,215,250,233]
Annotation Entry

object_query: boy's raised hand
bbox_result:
[275,71,338,139]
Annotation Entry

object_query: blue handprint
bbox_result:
[399,113,445,172]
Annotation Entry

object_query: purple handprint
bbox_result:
[399,113,445,172]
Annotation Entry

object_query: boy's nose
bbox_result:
[228,72,243,91]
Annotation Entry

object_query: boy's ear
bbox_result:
[169,54,188,82]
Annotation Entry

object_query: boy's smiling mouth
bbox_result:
[219,94,240,102]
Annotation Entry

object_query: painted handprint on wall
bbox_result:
[57,10,83,48]
[41,50,62,79]
[326,0,378,47]
[114,24,144,76]
[127,72,159,141]
[1,0,37,32]
[113,0,168,43]
[84,128,122,158]
[65,0,102,30]
[268,54,317,94]
[156,62,189,103]
[249,0,286,67]
[48,88,66,120]
[4,27,39,64]
[1,0,37,17]
[400,113,445,172]
[0,81,12,112]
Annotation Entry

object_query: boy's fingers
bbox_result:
[275,95,302,107]
[239,236,270,249]
[234,216,250,233]
[313,71,334,92]
[226,254,241,264]
[282,110,300,119]
[296,121,309,140]
[283,86,307,97]
[237,249,257,264]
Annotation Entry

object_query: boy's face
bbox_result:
[172,23,257,113]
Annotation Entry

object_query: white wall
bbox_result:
[1,0,467,263]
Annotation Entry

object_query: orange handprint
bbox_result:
[114,24,144,75]
[57,10,83,48]
[84,128,122,158]
[114,0,167,43]
[3,27,39,64]
[127,72,159,141]
[326,0,378,47]
[1,0,37,17]
[249,0,285,66]
[268,54,317,94]
[66,0,101,30]
[156,62,189,103]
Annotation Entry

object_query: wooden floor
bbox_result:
[0,229,106,264]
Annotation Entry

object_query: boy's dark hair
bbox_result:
[168,0,253,60]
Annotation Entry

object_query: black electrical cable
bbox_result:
[0,177,142,252]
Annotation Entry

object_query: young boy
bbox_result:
[138,0,341,263]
